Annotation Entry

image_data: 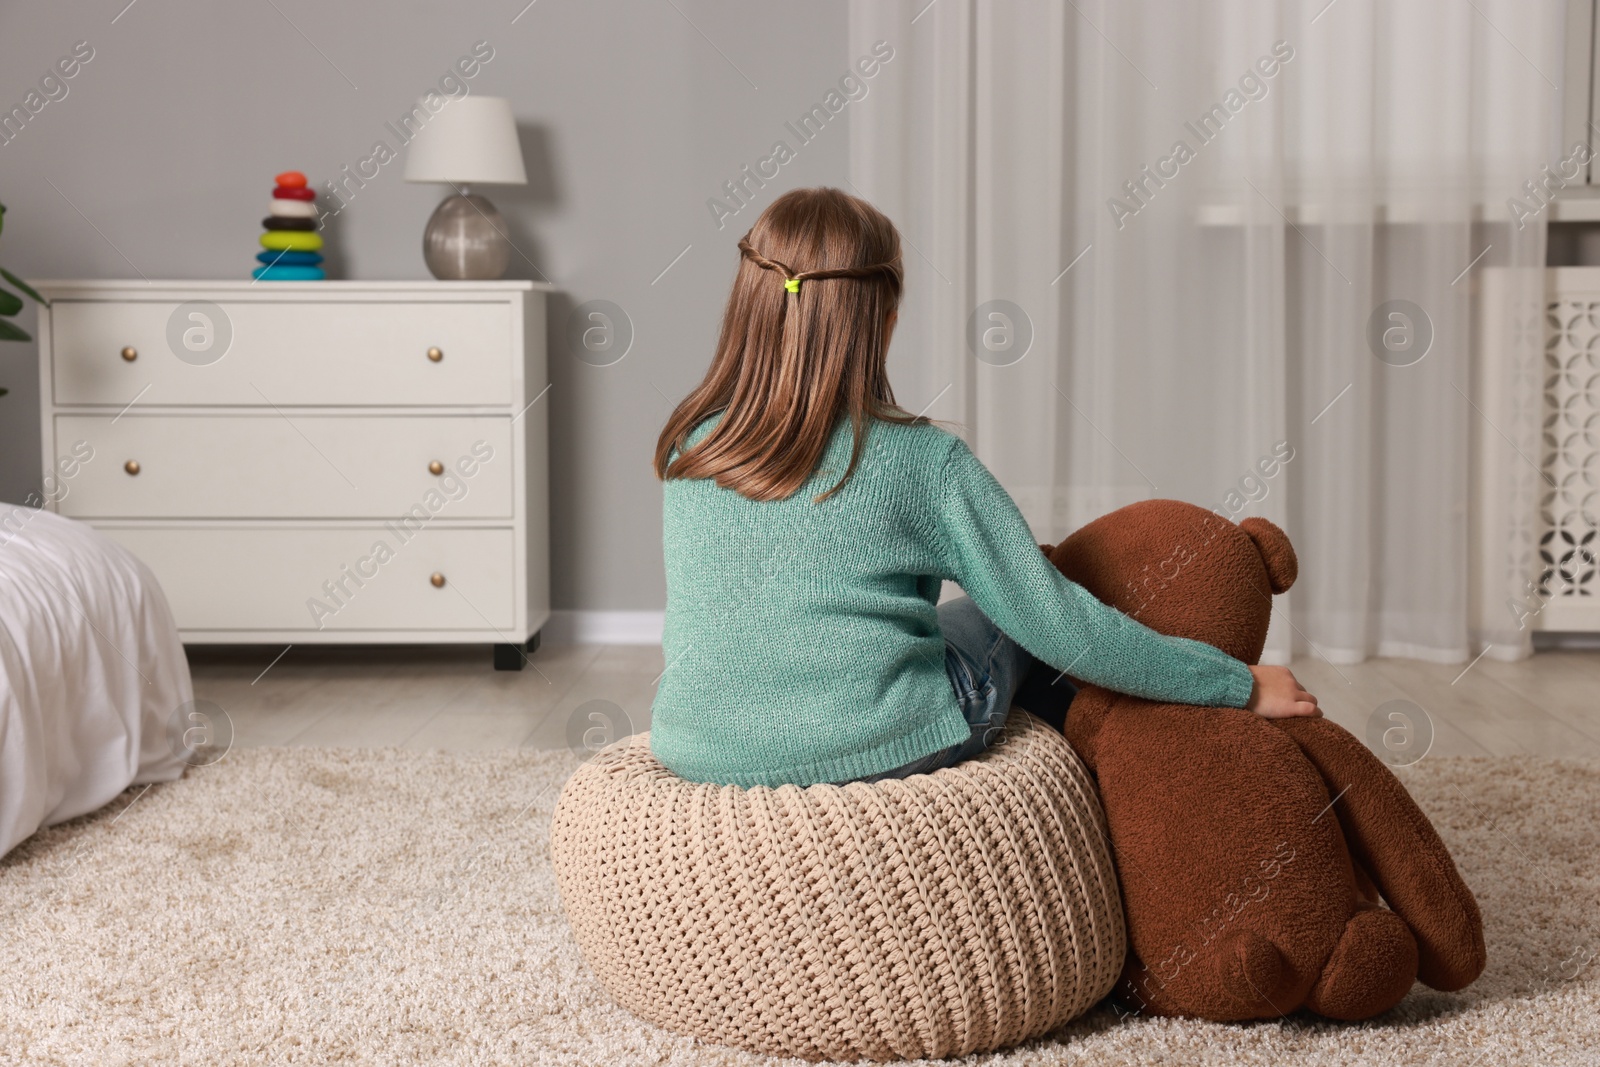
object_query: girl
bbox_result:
[650,187,1318,789]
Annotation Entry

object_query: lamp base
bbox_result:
[422,193,511,280]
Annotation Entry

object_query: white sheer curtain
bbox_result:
[850,0,1561,663]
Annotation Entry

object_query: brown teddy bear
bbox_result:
[1041,499,1485,1021]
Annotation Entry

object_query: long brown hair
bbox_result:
[653,187,922,502]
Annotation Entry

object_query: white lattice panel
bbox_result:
[1539,275,1600,630]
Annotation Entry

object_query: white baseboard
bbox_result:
[544,610,664,645]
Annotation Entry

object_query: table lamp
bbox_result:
[403,96,527,280]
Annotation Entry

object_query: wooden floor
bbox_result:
[185,643,1600,763]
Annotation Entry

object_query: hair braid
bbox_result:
[737,237,901,289]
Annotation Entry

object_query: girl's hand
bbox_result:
[1245,665,1321,719]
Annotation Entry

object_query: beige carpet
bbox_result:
[1,748,1595,1066]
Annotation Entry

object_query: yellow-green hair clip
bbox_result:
[784,277,801,293]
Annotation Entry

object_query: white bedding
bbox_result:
[0,505,193,858]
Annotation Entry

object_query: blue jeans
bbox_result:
[844,596,1037,784]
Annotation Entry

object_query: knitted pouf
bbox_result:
[549,711,1126,1061]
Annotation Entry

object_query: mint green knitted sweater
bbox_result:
[650,414,1254,787]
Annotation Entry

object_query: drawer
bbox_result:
[56,414,512,519]
[99,526,516,631]
[50,299,512,406]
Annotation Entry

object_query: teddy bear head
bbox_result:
[1047,499,1297,666]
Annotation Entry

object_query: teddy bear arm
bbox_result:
[1275,717,1486,992]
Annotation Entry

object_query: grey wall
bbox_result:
[0,0,851,611]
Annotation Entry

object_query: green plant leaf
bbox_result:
[0,287,21,317]
[0,268,46,306]
[0,318,31,342]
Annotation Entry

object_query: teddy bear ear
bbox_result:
[1239,517,1298,594]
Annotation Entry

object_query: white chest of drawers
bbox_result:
[36,281,551,669]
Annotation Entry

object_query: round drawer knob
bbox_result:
[428,460,445,475]
[427,347,443,362]
[430,572,446,588]
[121,346,138,362]
[124,460,141,475]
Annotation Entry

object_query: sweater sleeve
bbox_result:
[932,436,1255,708]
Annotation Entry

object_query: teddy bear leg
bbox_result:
[1122,929,1295,1020]
[1303,902,1419,1021]
[1204,929,1295,1018]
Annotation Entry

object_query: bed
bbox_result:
[0,503,193,858]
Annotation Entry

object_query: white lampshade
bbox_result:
[403,96,527,185]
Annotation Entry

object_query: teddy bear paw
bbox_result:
[1304,905,1420,1020]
